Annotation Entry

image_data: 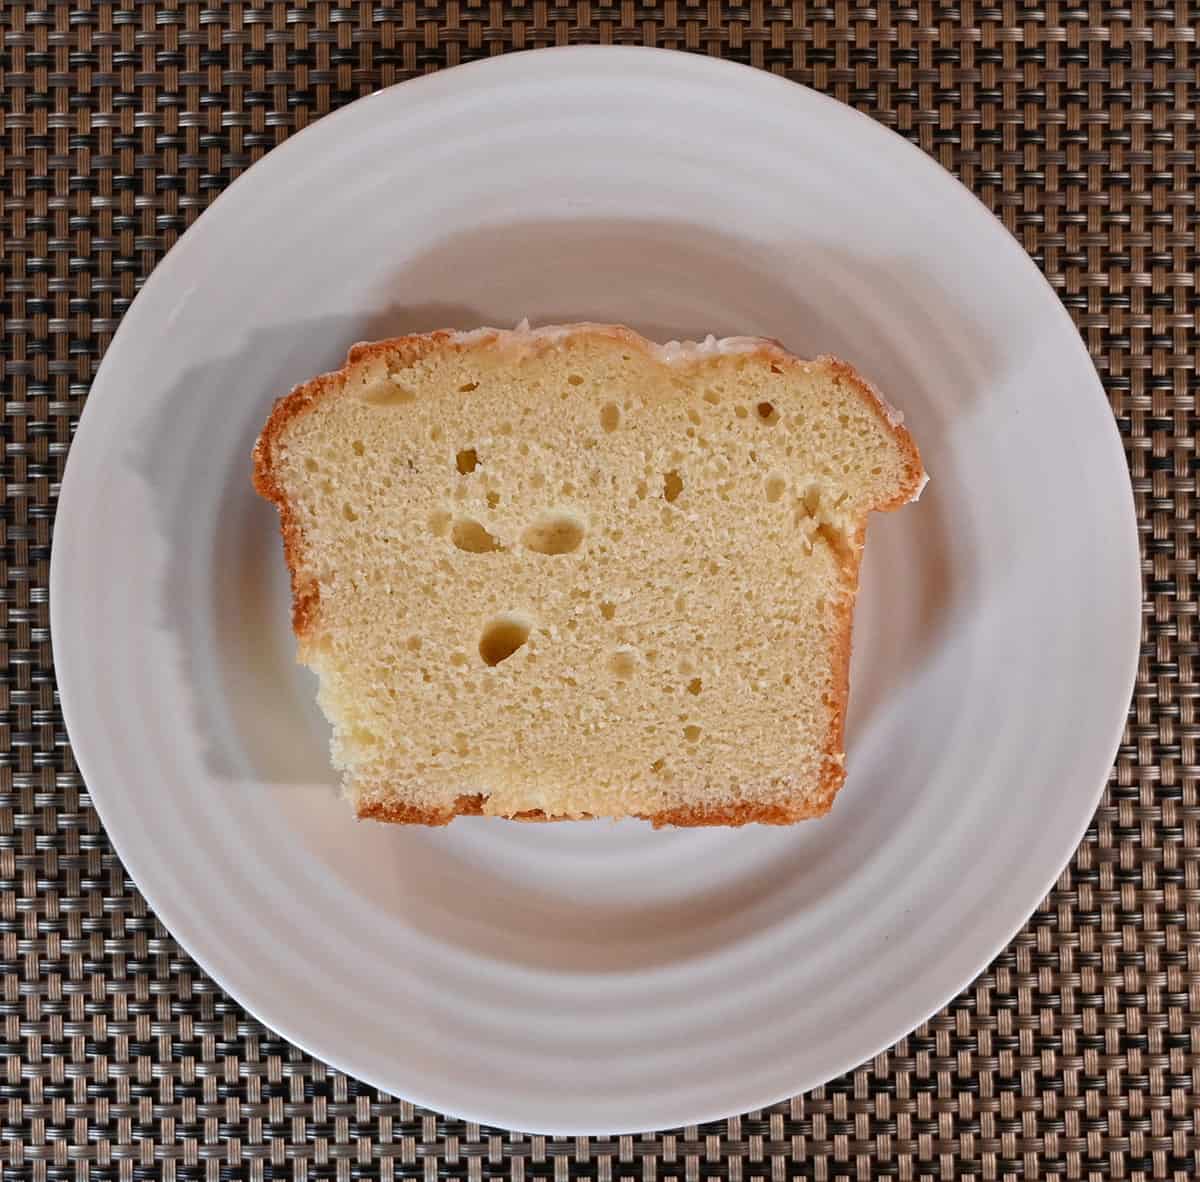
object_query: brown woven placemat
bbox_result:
[1,0,1184,1176]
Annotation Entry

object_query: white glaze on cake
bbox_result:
[450,320,781,363]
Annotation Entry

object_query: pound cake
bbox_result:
[252,322,925,825]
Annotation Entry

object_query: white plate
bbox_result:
[51,47,1140,1134]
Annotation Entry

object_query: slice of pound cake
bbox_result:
[252,323,925,825]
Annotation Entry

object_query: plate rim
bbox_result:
[50,44,1141,1133]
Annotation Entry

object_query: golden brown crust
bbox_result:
[641,799,830,828]
[817,356,925,510]
[355,797,828,827]
[253,323,924,828]
[251,370,339,637]
[814,529,865,816]
[356,792,485,825]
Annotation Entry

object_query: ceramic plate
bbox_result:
[51,47,1140,1134]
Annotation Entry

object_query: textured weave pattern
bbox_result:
[0,0,1184,1177]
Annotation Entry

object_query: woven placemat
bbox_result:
[1,0,1186,1177]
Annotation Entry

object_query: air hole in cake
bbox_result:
[817,522,849,557]
[342,504,358,522]
[687,677,703,696]
[351,440,365,457]
[766,474,787,503]
[567,374,584,387]
[523,511,585,555]
[456,448,479,475]
[479,614,532,667]
[663,470,684,503]
[451,519,503,554]
[683,725,702,742]
[360,380,416,406]
[600,403,621,432]
[459,381,479,392]
[757,401,780,425]
[608,648,637,679]
[600,601,616,621]
[350,726,378,751]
